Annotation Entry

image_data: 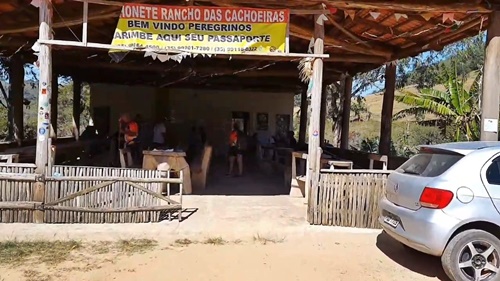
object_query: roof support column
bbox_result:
[340,75,353,150]
[379,63,396,156]
[305,15,324,215]
[9,54,25,146]
[481,11,500,141]
[34,0,53,223]
[73,78,81,140]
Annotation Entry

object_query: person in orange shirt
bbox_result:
[119,113,140,164]
[228,123,245,176]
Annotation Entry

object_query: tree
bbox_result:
[351,97,369,121]
[394,68,481,141]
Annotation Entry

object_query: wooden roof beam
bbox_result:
[393,15,484,60]
[289,23,392,58]
[0,7,120,35]
[207,0,492,13]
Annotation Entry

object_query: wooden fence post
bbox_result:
[34,0,53,223]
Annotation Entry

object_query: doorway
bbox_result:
[231,111,250,133]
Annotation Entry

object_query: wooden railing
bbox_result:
[0,163,183,223]
[308,169,391,228]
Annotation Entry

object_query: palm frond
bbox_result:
[393,107,431,120]
[298,58,313,83]
[396,94,457,117]
[469,70,482,96]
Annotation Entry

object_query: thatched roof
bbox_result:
[0,0,495,89]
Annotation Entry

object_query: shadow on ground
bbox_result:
[376,231,451,281]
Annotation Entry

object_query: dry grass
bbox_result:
[0,240,81,266]
[23,270,53,281]
[253,234,285,245]
[174,238,194,246]
[115,239,158,255]
[202,237,226,245]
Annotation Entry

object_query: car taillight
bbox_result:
[419,187,454,209]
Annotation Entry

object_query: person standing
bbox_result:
[152,117,167,149]
[227,123,246,177]
[119,113,140,164]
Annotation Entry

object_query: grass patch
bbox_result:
[202,237,226,245]
[174,238,194,246]
[115,239,157,255]
[253,234,285,245]
[0,240,81,265]
[23,270,52,281]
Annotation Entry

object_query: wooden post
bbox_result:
[340,75,353,150]
[9,55,25,146]
[305,14,324,207]
[319,83,327,146]
[34,0,53,223]
[50,72,58,139]
[379,63,397,156]
[481,11,500,141]
[73,78,81,140]
[298,86,308,144]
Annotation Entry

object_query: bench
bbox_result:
[368,153,388,170]
[0,154,19,164]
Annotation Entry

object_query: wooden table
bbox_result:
[142,150,192,195]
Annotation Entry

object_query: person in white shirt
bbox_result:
[152,117,167,149]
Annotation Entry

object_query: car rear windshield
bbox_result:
[396,152,463,177]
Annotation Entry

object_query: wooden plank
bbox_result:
[47,175,182,183]
[0,202,42,210]
[45,181,116,206]
[0,172,37,181]
[38,39,330,59]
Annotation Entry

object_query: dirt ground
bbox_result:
[0,231,450,281]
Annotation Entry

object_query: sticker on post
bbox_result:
[41,88,47,95]
[38,128,46,135]
[313,130,319,137]
[38,135,45,142]
[484,119,499,133]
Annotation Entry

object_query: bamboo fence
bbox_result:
[308,170,391,228]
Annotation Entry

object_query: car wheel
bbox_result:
[442,229,500,281]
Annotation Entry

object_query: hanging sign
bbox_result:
[110,4,289,57]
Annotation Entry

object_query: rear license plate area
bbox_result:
[382,210,400,228]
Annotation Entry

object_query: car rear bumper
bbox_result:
[379,196,460,257]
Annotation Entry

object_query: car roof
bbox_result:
[419,141,500,155]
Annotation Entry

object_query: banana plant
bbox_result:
[393,67,481,141]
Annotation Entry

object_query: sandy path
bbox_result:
[0,232,450,281]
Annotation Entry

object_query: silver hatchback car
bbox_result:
[379,141,500,281]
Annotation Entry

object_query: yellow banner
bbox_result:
[110,4,290,54]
